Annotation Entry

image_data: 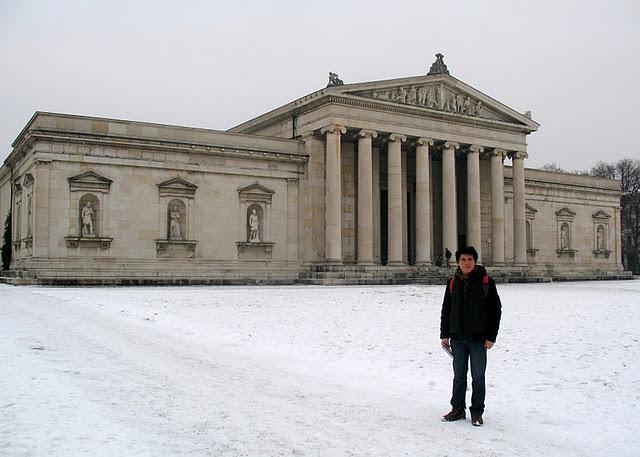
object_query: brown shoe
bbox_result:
[442,407,466,422]
[471,414,483,426]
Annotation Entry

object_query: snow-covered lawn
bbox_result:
[1,280,639,456]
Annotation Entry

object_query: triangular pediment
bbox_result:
[592,210,611,220]
[68,171,113,185]
[157,178,197,197]
[68,171,112,192]
[238,181,275,195]
[329,74,539,130]
[525,203,538,215]
[158,178,198,191]
[555,207,576,217]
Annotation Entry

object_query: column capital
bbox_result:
[320,125,347,136]
[416,137,435,147]
[444,141,460,150]
[509,151,529,160]
[356,129,378,139]
[490,148,507,158]
[386,133,407,143]
[468,145,484,154]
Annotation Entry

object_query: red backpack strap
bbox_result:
[449,277,455,293]
[482,274,489,299]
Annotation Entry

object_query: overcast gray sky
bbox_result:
[1,0,639,170]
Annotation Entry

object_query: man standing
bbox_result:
[440,246,502,426]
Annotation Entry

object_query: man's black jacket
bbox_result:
[439,265,502,342]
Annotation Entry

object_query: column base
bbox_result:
[357,260,375,266]
[325,259,343,266]
[386,261,406,267]
[415,261,433,267]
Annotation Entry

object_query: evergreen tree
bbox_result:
[1,211,11,271]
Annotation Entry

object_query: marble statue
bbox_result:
[81,201,95,237]
[328,72,343,86]
[596,225,604,250]
[417,86,428,106]
[436,84,446,110]
[560,224,569,250]
[249,209,260,243]
[407,86,417,105]
[169,206,182,240]
[26,195,32,238]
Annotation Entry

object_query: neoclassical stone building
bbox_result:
[0,55,626,284]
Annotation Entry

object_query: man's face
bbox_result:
[459,254,476,274]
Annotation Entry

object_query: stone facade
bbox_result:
[0,56,627,284]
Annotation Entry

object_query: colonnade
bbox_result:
[319,125,528,267]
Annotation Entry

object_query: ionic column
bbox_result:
[387,133,406,265]
[442,141,459,258]
[467,145,483,260]
[357,129,377,265]
[321,125,346,264]
[511,151,528,266]
[415,137,434,266]
[490,149,506,265]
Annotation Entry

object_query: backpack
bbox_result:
[449,274,490,299]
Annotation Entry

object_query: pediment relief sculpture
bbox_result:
[350,83,503,121]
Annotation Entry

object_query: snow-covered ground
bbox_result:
[1,280,639,456]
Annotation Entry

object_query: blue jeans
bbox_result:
[451,339,487,415]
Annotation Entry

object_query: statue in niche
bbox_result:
[417,86,428,106]
[596,225,604,250]
[560,224,569,250]
[81,201,95,237]
[249,209,260,243]
[407,86,417,105]
[169,206,182,240]
[27,195,32,238]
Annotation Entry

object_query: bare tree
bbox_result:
[541,162,565,173]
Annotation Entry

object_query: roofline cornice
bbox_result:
[237,93,537,136]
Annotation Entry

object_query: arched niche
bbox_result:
[246,203,264,243]
[79,193,100,237]
[167,199,187,241]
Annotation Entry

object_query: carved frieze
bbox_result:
[356,82,496,120]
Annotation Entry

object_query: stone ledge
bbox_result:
[236,241,275,260]
[65,236,113,249]
[556,249,577,258]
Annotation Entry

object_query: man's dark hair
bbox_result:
[455,246,478,263]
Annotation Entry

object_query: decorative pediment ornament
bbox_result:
[427,53,450,75]
[157,177,197,198]
[555,207,576,220]
[238,181,275,203]
[68,171,112,192]
[592,210,611,221]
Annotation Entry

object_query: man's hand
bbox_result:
[484,340,494,349]
[441,338,450,349]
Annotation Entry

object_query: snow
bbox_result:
[1,280,639,456]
